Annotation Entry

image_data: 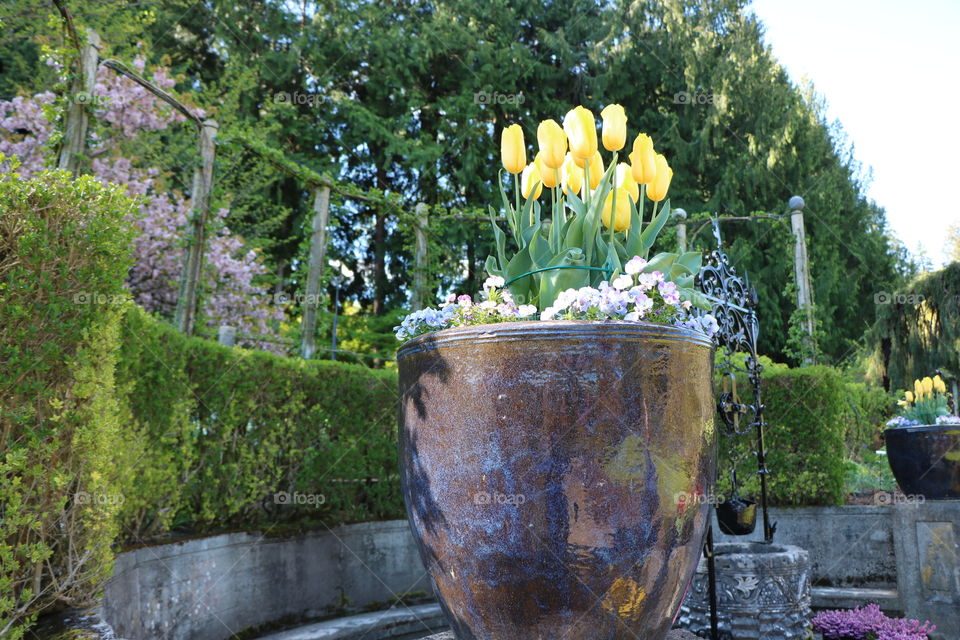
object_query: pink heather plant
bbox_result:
[812,604,935,640]
[0,58,283,350]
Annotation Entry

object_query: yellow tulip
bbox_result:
[501,124,526,175]
[615,163,639,202]
[521,162,542,200]
[600,104,627,152]
[535,153,559,188]
[905,390,914,403]
[563,106,598,165]
[897,400,908,408]
[560,153,583,197]
[646,153,673,202]
[915,379,924,399]
[537,119,567,169]
[934,375,947,394]
[629,133,657,184]
[922,376,934,396]
[586,151,604,190]
[601,188,632,232]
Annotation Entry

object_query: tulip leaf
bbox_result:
[640,198,671,254]
[487,205,508,272]
[538,248,587,308]
[484,254,502,278]
[675,250,703,276]
[644,252,677,275]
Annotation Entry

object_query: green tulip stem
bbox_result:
[640,184,646,229]
[584,162,591,208]
[608,151,619,246]
[609,186,617,246]
[514,176,520,226]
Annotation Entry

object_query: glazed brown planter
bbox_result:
[398,320,716,640]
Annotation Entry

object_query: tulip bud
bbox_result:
[600,104,627,151]
[585,151,604,190]
[905,390,914,403]
[535,153,559,188]
[646,154,672,202]
[563,106,598,165]
[934,375,947,394]
[501,124,526,175]
[915,379,924,399]
[601,188,632,232]
[922,376,934,396]
[537,119,567,169]
[521,162,543,200]
[629,133,657,184]
[615,163,639,202]
[560,153,582,197]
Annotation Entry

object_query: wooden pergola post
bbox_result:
[673,208,688,253]
[412,203,430,310]
[174,119,219,335]
[300,185,332,359]
[58,29,101,174]
[789,195,816,363]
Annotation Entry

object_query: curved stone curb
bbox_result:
[255,604,446,640]
[422,631,701,639]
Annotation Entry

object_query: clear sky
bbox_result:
[749,0,960,267]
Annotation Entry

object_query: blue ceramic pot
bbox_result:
[885,425,960,499]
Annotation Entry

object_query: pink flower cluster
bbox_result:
[0,59,284,350]
[812,604,936,640]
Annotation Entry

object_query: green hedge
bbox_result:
[116,305,403,540]
[716,365,891,506]
[1,168,403,636]
[0,169,138,638]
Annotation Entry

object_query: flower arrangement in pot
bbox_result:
[884,375,960,500]
[395,104,718,640]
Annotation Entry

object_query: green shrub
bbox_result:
[0,169,138,637]
[716,365,885,506]
[116,306,402,541]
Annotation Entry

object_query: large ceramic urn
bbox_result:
[398,320,716,640]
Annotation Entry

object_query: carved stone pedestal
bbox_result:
[677,542,811,639]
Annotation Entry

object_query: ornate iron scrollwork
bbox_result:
[693,219,776,640]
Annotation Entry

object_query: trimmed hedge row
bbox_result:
[717,365,893,506]
[116,305,403,540]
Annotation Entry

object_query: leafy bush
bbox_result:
[0,169,138,638]
[717,365,888,506]
[116,306,403,540]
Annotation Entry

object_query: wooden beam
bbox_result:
[175,119,219,335]
[300,185,332,359]
[58,29,101,173]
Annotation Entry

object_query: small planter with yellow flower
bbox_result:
[395,105,719,639]
[885,375,960,500]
